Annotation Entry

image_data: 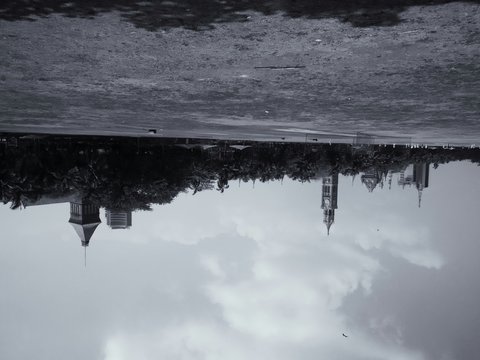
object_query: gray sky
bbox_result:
[0,161,479,360]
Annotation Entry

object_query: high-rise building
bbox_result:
[413,163,429,207]
[105,210,132,229]
[398,164,415,187]
[321,173,338,235]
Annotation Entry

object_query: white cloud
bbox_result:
[101,178,438,360]
[344,215,444,269]
[102,180,426,360]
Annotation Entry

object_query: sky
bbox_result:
[0,160,479,360]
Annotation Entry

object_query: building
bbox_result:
[16,193,101,248]
[22,194,102,247]
[105,210,132,229]
[321,173,338,235]
[398,164,415,187]
[398,163,430,207]
[68,200,101,247]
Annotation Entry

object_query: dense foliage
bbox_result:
[1,135,479,211]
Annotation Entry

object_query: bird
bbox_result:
[342,333,348,338]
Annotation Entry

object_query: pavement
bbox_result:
[0,0,479,144]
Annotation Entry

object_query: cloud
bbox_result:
[102,208,424,360]
[102,179,439,360]
[102,180,426,360]
[344,214,444,269]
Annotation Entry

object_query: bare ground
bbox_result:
[0,2,479,144]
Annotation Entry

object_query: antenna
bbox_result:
[84,246,87,268]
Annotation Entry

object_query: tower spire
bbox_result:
[321,173,338,236]
[326,220,332,236]
[68,199,101,267]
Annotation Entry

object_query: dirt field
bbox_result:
[0,1,479,144]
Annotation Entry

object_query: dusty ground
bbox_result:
[0,1,479,144]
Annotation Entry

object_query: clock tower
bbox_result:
[321,173,338,235]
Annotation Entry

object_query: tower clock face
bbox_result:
[324,198,331,207]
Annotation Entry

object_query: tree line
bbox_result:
[1,135,479,211]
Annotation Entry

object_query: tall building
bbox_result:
[321,173,338,235]
[68,200,101,247]
[398,163,430,207]
[105,209,132,229]
[413,163,429,207]
[398,164,415,187]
